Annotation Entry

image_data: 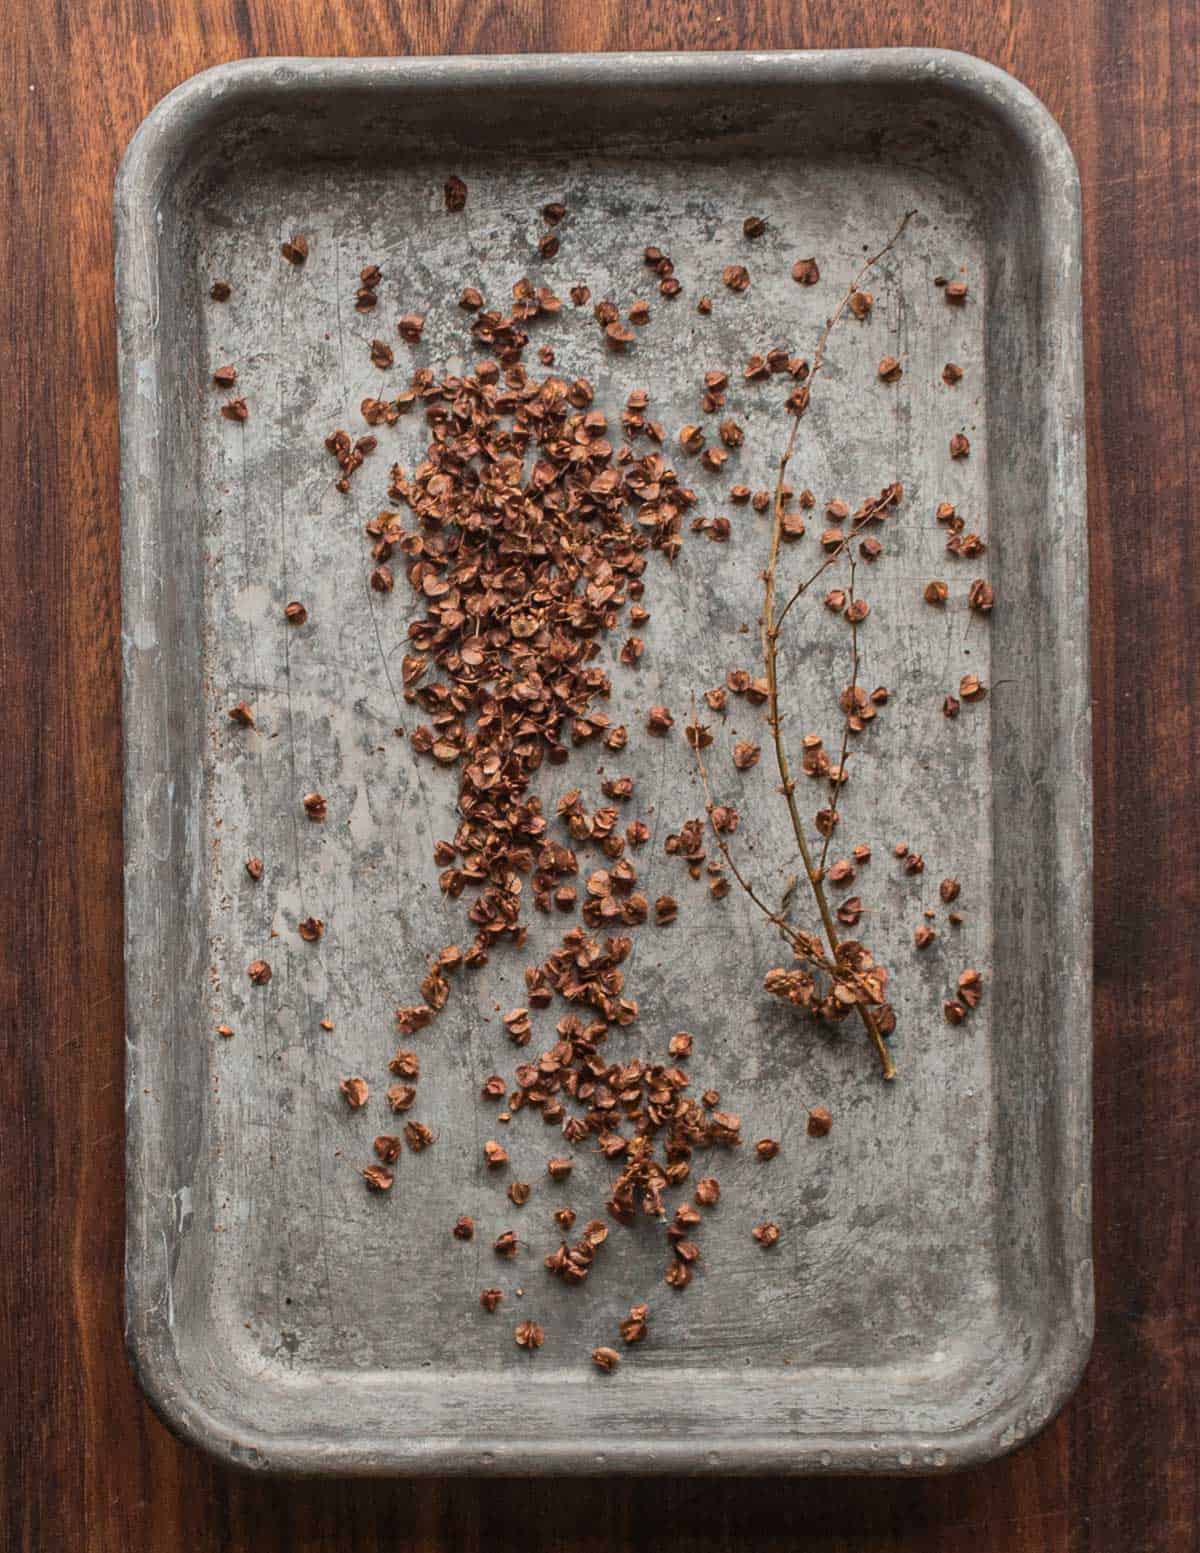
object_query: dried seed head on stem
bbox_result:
[758,212,914,1083]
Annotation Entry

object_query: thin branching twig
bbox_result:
[759,211,914,1082]
[817,553,859,876]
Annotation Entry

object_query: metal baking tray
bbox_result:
[116,50,1091,1476]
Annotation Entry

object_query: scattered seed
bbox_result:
[340,1077,368,1108]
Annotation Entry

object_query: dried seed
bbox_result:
[284,600,307,625]
[453,1215,475,1240]
[848,289,873,319]
[388,1050,419,1081]
[247,959,271,985]
[732,741,760,771]
[374,1135,401,1164]
[404,1121,434,1152]
[484,1139,509,1168]
[792,257,820,286]
[945,280,968,304]
[655,895,678,925]
[212,364,237,388]
[943,694,961,718]
[210,280,231,302]
[216,1024,234,1038]
[968,579,995,613]
[361,1164,394,1192]
[397,312,425,343]
[538,233,559,259]
[755,1138,780,1160]
[959,673,987,702]
[694,1177,720,1206]
[943,361,964,385]
[515,1320,544,1350]
[620,1304,649,1344]
[646,705,674,735]
[340,1076,369,1108]
[220,398,249,422]
[722,264,750,292]
[914,924,936,949]
[592,1346,621,1372]
[807,1107,833,1137]
[903,853,925,876]
[753,1221,781,1248]
[547,1157,573,1180]
[369,338,394,369]
[958,968,984,1008]
[298,915,324,942]
[570,283,591,306]
[387,1084,417,1113]
[479,1288,503,1312]
[507,1181,532,1206]
[943,999,967,1025]
[697,295,713,314]
[878,355,903,383]
[554,1207,576,1231]
[940,878,961,903]
[494,1230,519,1259]
[950,432,971,459]
[742,215,767,239]
[280,234,308,265]
[370,564,394,594]
[244,856,264,884]
[444,175,468,212]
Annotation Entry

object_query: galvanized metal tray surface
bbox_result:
[116,50,1091,1476]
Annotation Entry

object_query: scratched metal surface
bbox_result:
[116,51,1091,1475]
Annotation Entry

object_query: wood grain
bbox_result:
[1,1,1196,1549]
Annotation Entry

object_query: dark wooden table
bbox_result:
[3,2,1196,1549]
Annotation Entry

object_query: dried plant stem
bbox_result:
[817,555,858,876]
[762,213,913,1084]
[688,701,842,982]
[776,511,877,631]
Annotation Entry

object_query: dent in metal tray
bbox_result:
[116,49,1091,1476]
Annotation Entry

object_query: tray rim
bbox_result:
[116,46,1092,1477]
